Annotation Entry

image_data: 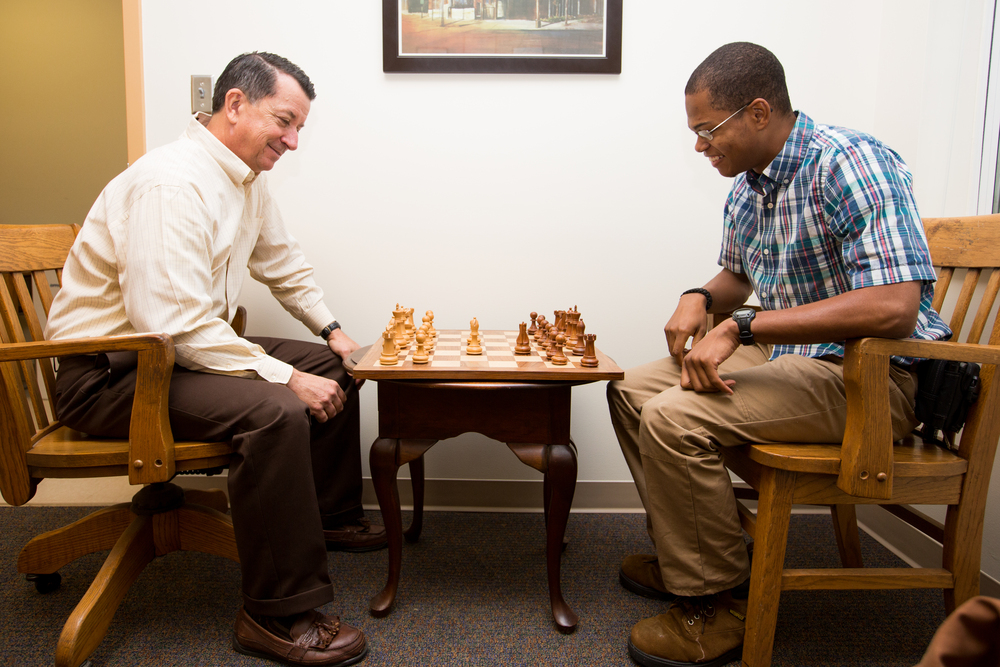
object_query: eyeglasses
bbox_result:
[696,103,750,141]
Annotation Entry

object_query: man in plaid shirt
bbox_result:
[607,42,950,667]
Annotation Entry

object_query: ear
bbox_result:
[748,98,772,130]
[222,88,248,124]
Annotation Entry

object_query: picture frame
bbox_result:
[382,0,622,74]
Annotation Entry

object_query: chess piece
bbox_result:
[405,308,416,339]
[379,328,399,365]
[581,333,599,367]
[412,330,430,364]
[466,317,483,355]
[554,310,566,334]
[572,319,587,356]
[425,310,436,338]
[534,316,547,342]
[421,324,435,351]
[551,333,568,365]
[514,322,531,355]
[545,325,559,360]
[393,304,408,347]
[565,310,581,347]
[528,312,538,336]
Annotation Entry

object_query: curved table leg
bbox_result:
[544,441,579,633]
[369,437,403,617]
[404,456,425,543]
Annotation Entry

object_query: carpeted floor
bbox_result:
[0,507,945,666]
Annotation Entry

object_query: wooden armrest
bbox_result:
[852,337,1000,366]
[838,335,1000,500]
[0,333,177,485]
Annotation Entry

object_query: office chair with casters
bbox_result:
[719,214,1000,667]
[0,224,240,667]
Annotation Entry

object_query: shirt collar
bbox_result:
[185,113,258,187]
[748,111,812,194]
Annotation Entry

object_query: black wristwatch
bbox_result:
[320,321,341,340]
[731,308,756,346]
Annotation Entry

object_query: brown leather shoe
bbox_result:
[233,607,368,666]
[323,519,387,552]
[628,591,746,667]
[620,554,674,601]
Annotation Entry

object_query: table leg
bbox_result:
[369,437,403,616]
[544,440,578,633]
[404,456,425,543]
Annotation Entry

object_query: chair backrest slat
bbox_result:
[948,268,981,338]
[0,225,79,437]
[932,267,954,314]
[967,269,1000,345]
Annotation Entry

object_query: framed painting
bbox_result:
[382,0,623,74]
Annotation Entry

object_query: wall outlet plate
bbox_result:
[191,75,212,114]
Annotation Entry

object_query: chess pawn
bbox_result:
[425,310,437,338]
[412,330,430,364]
[545,325,559,360]
[534,316,547,342]
[420,324,435,351]
[581,333,599,367]
[514,322,531,355]
[379,329,399,365]
[572,319,587,356]
[466,317,483,355]
[550,333,568,365]
[528,312,538,336]
[422,314,436,340]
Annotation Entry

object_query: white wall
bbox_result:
[140,0,999,572]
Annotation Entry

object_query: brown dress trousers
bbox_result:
[54,336,362,617]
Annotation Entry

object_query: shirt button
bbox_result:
[763,249,770,255]
[767,202,774,209]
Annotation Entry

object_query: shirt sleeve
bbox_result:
[114,183,294,384]
[246,188,335,336]
[821,141,937,289]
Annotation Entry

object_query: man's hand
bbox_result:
[326,327,360,361]
[286,368,346,422]
[680,320,740,394]
[664,294,710,360]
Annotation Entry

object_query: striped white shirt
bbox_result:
[45,115,336,383]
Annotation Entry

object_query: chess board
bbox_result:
[351,329,624,382]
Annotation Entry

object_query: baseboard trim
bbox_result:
[360,478,645,513]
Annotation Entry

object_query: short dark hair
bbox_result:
[685,42,792,116]
[211,52,316,113]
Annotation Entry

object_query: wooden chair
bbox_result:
[0,224,240,667]
[720,214,1000,666]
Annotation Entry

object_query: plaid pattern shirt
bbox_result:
[719,112,951,363]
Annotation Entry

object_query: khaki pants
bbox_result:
[607,344,918,597]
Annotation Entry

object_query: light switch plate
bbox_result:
[191,75,212,114]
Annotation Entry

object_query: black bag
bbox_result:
[914,359,981,445]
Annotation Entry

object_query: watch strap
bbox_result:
[320,321,341,340]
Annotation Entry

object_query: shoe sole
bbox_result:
[233,634,369,666]
[627,639,741,667]
[618,569,675,602]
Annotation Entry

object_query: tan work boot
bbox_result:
[628,589,746,666]
[619,553,674,601]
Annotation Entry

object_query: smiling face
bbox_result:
[685,88,765,178]
[229,72,311,174]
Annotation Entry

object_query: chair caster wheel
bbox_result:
[26,572,61,593]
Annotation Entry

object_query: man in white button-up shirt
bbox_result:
[46,52,376,666]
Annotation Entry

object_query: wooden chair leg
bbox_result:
[742,467,796,667]
[942,503,983,613]
[829,504,863,568]
[55,515,155,667]
[18,504,134,575]
[176,505,239,562]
